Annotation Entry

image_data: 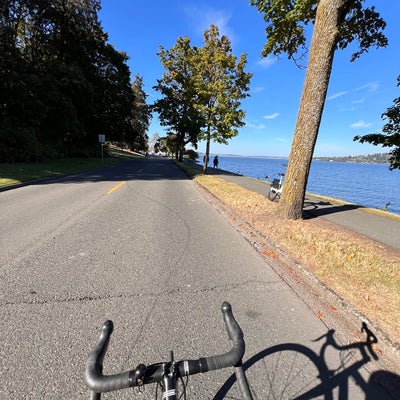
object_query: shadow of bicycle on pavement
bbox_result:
[214,323,399,399]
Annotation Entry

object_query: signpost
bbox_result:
[98,135,106,165]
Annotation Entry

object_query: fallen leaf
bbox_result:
[372,343,383,355]
[262,249,278,259]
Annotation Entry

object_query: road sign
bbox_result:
[98,134,106,143]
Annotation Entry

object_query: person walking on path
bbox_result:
[213,155,219,169]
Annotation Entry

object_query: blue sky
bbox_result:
[99,1,400,157]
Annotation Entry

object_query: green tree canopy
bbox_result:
[194,25,252,173]
[153,25,252,168]
[354,75,400,170]
[130,75,151,151]
[153,36,203,161]
[154,134,176,156]
[0,0,148,162]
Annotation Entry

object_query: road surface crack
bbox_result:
[0,279,283,307]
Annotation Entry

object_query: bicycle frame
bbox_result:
[85,302,253,400]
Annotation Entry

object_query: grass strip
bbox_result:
[0,147,139,187]
[194,174,400,343]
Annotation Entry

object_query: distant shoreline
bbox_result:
[313,154,390,165]
[200,152,390,165]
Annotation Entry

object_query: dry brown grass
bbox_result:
[195,174,400,343]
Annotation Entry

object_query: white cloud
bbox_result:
[276,137,288,143]
[328,91,347,100]
[256,55,277,68]
[252,86,264,93]
[328,81,380,102]
[184,5,233,42]
[246,122,266,129]
[355,81,380,93]
[263,112,279,120]
[350,120,372,129]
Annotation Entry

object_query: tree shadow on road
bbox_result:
[0,157,191,192]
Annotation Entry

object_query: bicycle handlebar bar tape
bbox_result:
[201,302,245,372]
[85,302,247,394]
[221,301,244,341]
[85,320,133,393]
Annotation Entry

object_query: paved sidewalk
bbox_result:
[193,163,400,253]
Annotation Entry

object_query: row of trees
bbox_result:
[0,0,150,162]
[152,25,252,172]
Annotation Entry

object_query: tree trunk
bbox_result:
[203,127,211,174]
[279,0,347,219]
[178,143,184,162]
[175,133,180,160]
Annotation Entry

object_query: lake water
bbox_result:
[201,155,400,215]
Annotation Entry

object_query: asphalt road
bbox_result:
[0,158,396,399]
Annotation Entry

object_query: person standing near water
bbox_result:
[213,155,219,169]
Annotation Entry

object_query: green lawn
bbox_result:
[0,147,140,187]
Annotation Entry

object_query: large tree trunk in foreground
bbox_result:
[279,0,347,219]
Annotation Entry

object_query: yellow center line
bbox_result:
[107,181,127,194]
